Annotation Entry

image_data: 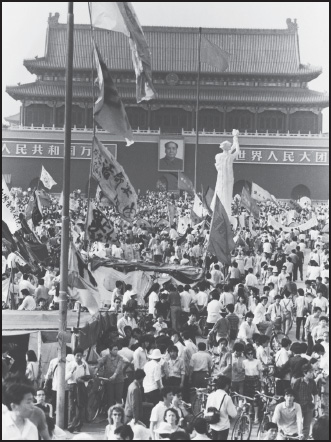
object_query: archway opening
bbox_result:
[291,184,311,200]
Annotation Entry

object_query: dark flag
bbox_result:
[93,42,134,145]
[31,191,43,227]
[203,187,215,214]
[200,36,231,71]
[241,186,260,219]
[86,202,118,243]
[178,172,195,195]
[207,195,235,265]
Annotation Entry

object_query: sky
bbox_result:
[2,2,329,130]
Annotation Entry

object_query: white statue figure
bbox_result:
[211,129,240,217]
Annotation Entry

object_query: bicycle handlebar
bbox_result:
[231,392,254,401]
[255,390,283,401]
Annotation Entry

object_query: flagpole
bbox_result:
[56,1,74,429]
[194,27,202,193]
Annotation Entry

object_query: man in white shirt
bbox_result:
[18,289,36,311]
[272,389,303,440]
[179,285,192,315]
[143,349,163,406]
[210,265,224,286]
[196,288,208,315]
[117,308,137,337]
[18,274,35,298]
[237,312,260,344]
[253,296,272,335]
[245,268,258,289]
[220,285,235,308]
[122,284,133,306]
[111,281,123,306]
[312,291,329,313]
[65,347,90,432]
[148,289,160,318]
[2,383,39,440]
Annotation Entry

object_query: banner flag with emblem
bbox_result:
[86,201,118,243]
[251,182,272,202]
[90,2,156,103]
[207,195,235,265]
[92,136,138,223]
[178,172,195,195]
[40,165,57,189]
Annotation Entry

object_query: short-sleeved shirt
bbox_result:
[143,360,162,393]
[293,378,318,407]
[242,358,262,376]
[2,413,39,440]
[272,402,302,435]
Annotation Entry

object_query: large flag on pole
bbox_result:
[178,172,195,195]
[68,242,101,315]
[241,186,260,219]
[207,195,235,265]
[251,182,272,202]
[200,36,230,71]
[92,136,138,222]
[90,2,156,103]
[193,194,208,219]
[86,201,118,243]
[40,165,57,189]
[203,186,215,214]
[93,42,134,146]
[2,176,21,234]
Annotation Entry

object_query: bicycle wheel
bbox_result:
[232,414,252,440]
[270,331,288,353]
[257,415,270,440]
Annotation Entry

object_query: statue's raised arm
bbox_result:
[230,129,240,157]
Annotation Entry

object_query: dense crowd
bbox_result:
[2,188,329,440]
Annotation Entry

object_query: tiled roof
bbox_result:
[23,23,322,78]
[6,81,329,106]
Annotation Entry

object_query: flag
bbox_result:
[59,192,79,211]
[251,182,272,202]
[2,176,21,233]
[193,194,208,219]
[241,187,260,219]
[203,187,215,213]
[40,165,57,189]
[167,201,177,226]
[207,195,235,265]
[35,189,52,209]
[68,242,101,315]
[90,2,156,103]
[86,201,118,243]
[289,199,303,213]
[31,191,43,227]
[93,42,134,146]
[178,172,195,195]
[200,36,230,71]
[92,136,138,223]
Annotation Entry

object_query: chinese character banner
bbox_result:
[235,148,328,165]
[2,141,117,159]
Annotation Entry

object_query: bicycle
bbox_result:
[231,392,254,440]
[190,376,217,417]
[256,391,282,440]
[261,364,276,396]
[86,376,110,422]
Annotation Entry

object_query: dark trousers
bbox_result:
[301,404,314,439]
[144,389,160,406]
[211,429,229,440]
[276,379,291,397]
[106,381,124,407]
[298,263,304,280]
[170,305,181,331]
[296,316,306,340]
[307,332,314,356]
[292,264,298,281]
[167,376,181,387]
[68,384,87,430]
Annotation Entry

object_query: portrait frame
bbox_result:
[158,138,185,172]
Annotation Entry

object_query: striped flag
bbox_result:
[40,165,57,189]
[90,2,156,103]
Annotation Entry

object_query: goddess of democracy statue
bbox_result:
[211,129,240,217]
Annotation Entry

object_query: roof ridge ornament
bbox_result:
[48,12,60,26]
[286,18,298,32]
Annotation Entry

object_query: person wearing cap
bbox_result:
[143,349,163,406]
[272,388,303,440]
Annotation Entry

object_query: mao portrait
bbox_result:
[158,139,184,172]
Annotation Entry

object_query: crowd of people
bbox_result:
[2,188,329,440]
